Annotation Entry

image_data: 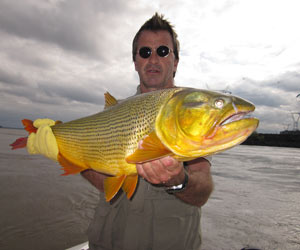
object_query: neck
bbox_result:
[140,82,175,94]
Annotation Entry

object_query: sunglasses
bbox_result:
[138,45,173,59]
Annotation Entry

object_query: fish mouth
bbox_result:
[220,111,252,126]
[206,110,258,140]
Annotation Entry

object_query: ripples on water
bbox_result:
[1,128,299,249]
[201,145,300,250]
[0,129,99,250]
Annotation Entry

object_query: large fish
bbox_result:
[11,87,259,201]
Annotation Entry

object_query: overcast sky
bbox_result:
[0,0,300,133]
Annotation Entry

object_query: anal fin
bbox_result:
[58,153,89,176]
[126,131,172,163]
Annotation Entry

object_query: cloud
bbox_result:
[265,71,300,93]
[0,0,300,133]
[0,0,150,60]
[0,1,102,59]
[231,78,290,108]
[0,68,31,87]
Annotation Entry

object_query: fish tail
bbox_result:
[10,118,59,163]
[22,119,38,134]
[10,137,28,150]
[9,119,37,150]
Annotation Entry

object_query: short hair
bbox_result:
[132,13,180,62]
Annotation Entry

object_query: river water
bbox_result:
[0,128,299,250]
[201,145,300,250]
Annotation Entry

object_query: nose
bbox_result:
[148,50,159,64]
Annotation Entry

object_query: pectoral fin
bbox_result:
[126,131,172,163]
[173,155,196,162]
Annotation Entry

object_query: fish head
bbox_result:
[156,88,259,157]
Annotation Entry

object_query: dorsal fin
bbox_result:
[104,92,118,109]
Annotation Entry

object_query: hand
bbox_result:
[136,156,185,187]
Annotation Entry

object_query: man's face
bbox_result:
[134,30,179,92]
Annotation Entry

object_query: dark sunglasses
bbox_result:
[138,45,172,59]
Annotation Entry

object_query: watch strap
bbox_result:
[165,169,189,194]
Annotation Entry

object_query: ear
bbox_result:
[134,60,138,72]
[174,59,179,69]
[173,59,179,76]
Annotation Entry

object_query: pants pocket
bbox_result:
[152,199,201,250]
[87,201,116,250]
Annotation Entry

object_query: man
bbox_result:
[82,13,213,250]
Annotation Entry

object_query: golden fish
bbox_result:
[11,87,259,201]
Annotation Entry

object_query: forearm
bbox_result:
[80,169,106,192]
[137,156,214,207]
[175,161,213,207]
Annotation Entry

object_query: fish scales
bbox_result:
[11,87,259,201]
[51,88,181,176]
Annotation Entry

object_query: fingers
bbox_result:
[161,156,181,174]
[136,160,166,184]
[136,156,183,185]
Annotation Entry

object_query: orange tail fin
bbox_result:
[10,119,37,150]
[22,119,37,134]
[10,137,28,150]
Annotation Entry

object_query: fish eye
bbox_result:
[215,99,224,109]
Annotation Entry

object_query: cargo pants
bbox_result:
[87,178,202,250]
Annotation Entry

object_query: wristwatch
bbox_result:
[165,168,189,194]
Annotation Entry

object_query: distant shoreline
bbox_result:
[243,132,300,148]
[0,126,23,130]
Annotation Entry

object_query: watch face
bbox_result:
[173,184,184,190]
[165,170,189,194]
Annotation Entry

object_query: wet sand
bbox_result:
[1,128,299,249]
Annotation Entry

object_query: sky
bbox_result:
[0,0,300,133]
